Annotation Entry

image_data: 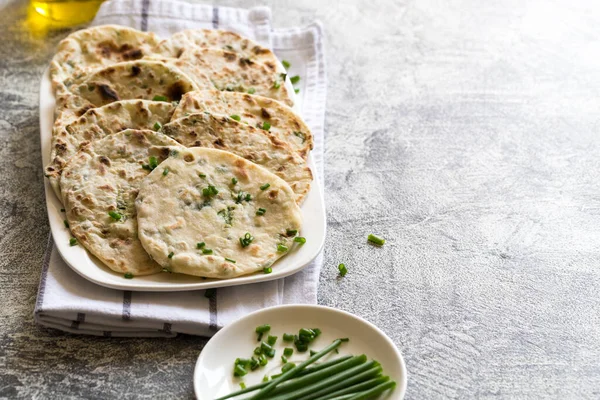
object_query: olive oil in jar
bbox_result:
[30,0,104,28]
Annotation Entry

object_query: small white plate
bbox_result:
[194,305,407,399]
[39,69,326,291]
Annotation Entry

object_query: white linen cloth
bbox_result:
[34,0,326,337]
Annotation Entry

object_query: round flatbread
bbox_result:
[136,147,302,279]
[177,48,293,106]
[155,28,284,73]
[61,129,184,276]
[162,112,312,203]
[46,100,176,200]
[172,90,313,158]
[50,25,160,93]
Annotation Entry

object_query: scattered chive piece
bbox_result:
[281,355,288,363]
[239,382,246,390]
[108,211,122,221]
[245,193,252,201]
[286,229,298,236]
[69,238,77,246]
[262,375,269,382]
[124,273,134,279]
[256,208,266,216]
[263,267,272,274]
[202,248,213,255]
[294,237,306,244]
[63,220,69,228]
[60,208,65,212]
[202,184,219,197]
[284,348,294,358]
[260,183,271,190]
[262,122,271,131]
[225,258,236,263]
[239,232,254,248]
[197,242,206,249]
[231,177,238,185]
[339,263,348,277]
[277,244,289,252]
[283,334,294,342]
[230,115,241,121]
[254,347,263,355]
[259,354,268,365]
[290,75,301,84]
[153,121,162,131]
[199,173,206,178]
[148,156,158,170]
[310,349,318,356]
[267,335,277,346]
[273,81,281,89]
[248,88,256,94]
[295,88,300,94]
[204,288,215,298]
[282,60,291,69]
[162,167,169,176]
[368,234,385,246]
[152,95,168,102]
[313,328,322,337]
[293,131,307,143]
[168,252,174,259]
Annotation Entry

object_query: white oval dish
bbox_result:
[39,68,325,292]
[194,305,407,399]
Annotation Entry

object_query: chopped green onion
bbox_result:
[233,364,247,377]
[263,267,272,274]
[281,355,288,363]
[258,354,268,366]
[294,237,306,244]
[254,347,263,356]
[262,122,271,131]
[230,115,241,121]
[152,95,168,102]
[231,177,238,185]
[295,88,300,94]
[239,382,246,390]
[162,167,169,176]
[197,242,206,249]
[283,347,293,357]
[339,263,348,277]
[273,81,281,89]
[245,193,252,201]
[204,288,215,298]
[262,375,269,382]
[202,184,219,197]
[256,208,266,216]
[286,229,298,236]
[248,88,256,94]
[240,232,254,248]
[367,234,385,246]
[60,208,65,212]
[267,335,277,346]
[202,248,213,255]
[282,60,291,69]
[153,121,162,131]
[283,334,294,342]
[199,173,206,178]
[256,324,271,333]
[282,362,296,373]
[108,211,122,221]
[148,156,158,170]
[168,252,174,259]
[63,220,69,228]
[260,183,271,190]
[277,244,288,252]
[225,258,236,263]
[124,273,134,279]
[299,328,315,338]
[313,328,322,337]
[293,131,307,143]
[290,75,300,84]
[310,349,318,356]
[69,238,77,246]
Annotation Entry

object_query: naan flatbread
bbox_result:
[172,90,313,158]
[136,147,302,278]
[61,130,184,276]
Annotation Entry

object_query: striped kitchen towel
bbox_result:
[34,0,326,337]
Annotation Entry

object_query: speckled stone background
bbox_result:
[2,0,600,398]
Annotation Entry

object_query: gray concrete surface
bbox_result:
[1,0,600,398]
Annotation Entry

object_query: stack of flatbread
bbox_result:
[47,25,313,279]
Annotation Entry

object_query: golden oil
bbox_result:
[30,0,104,28]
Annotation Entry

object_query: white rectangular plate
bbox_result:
[40,68,326,292]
